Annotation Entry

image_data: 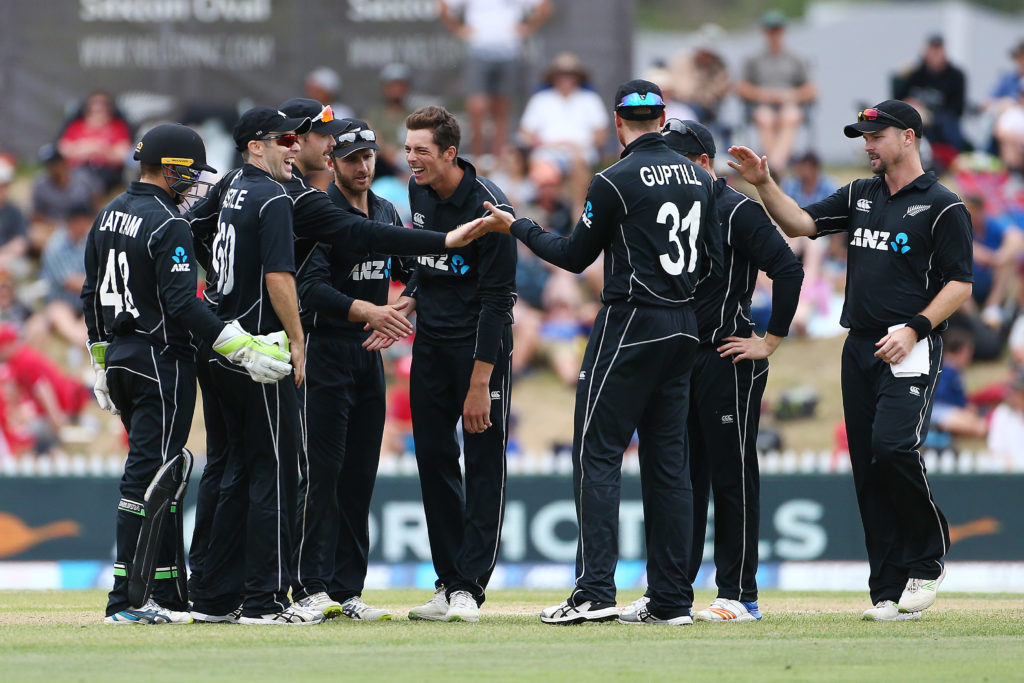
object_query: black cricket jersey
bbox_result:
[804,172,972,332]
[82,181,224,359]
[403,158,517,364]
[510,133,722,307]
[208,164,296,335]
[693,179,804,344]
[297,183,411,338]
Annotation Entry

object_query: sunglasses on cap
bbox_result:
[337,129,377,145]
[617,92,665,108]
[858,108,910,130]
[259,133,300,147]
[661,119,710,157]
[313,105,335,124]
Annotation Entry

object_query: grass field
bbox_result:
[2,590,1023,681]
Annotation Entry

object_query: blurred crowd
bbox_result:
[1,4,1024,469]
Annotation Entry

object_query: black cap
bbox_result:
[662,119,716,158]
[332,119,381,158]
[614,79,665,121]
[133,123,216,173]
[843,100,923,139]
[279,97,347,136]
[232,107,312,152]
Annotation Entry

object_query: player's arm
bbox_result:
[695,180,724,287]
[875,202,974,364]
[727,146,818,237]
[80,224,104,343]
[266,271,304,386]
[261,195,304,385]
[718,201,805,362]
[478,175,618,273]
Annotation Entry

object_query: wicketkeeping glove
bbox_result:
[213,321,292,384]
[87,341,119,415]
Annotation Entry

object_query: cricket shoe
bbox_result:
[899,566,945,613]
[104,599,193,625]
[340,596,392,621]
[617,602,693,626]
[294,591,344,619]
[446,590,480,622]
[408,586,449,621]
[540,599,618,625]
[618,596,650,621]
[695,598,762,623]
[190,605,243,624]
[862,600,921,621]
[238,604,324,625]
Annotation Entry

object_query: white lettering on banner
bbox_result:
[618,503,646,560]
[347,0,439,22]
[500,502,526,560]
[530,501,578,562]
[79,34,275,69]
[79,0,271,23]
[772,500,827,560]
[346,36,463,70]
[381,502,432,561]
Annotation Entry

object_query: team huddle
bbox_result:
[83,78,971,626]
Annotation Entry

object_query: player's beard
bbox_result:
[335,170,375,196]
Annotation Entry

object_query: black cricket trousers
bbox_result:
[105,338,196,615]
[569,304,698,621]
[687,345,767,603]
[410,326,513,605]
[293,332,386,603]
[842,332,950,604]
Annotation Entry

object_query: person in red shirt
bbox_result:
[57,92,132,191]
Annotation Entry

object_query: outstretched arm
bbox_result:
[728,145,817,238]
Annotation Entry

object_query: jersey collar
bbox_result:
[327,182,378,218]
[128,180,180,212]
[620,132,666,158]
[886,171,938,198]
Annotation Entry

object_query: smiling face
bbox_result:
[862,126,911,175]
[296,130,335,172]
[405,127,455,188]
[333,147,376,195]
[250,130,301,182]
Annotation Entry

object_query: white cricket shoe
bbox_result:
[294,591,344,619]
[340,596,392,621]
[408,586,449,621]
[619,596,650,621]
[540,599,618,625]
[899,566,945,613]
[446,590,480,622]
[190,605,243,624]
[695,598,762,622]
[238,603,324,625]
[104,599,193,625]
[617,602,693,626]
[862,600,921,621]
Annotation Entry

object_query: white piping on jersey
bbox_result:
[258,379,287,612]
[619,331,698,348]
[474,177,512,212]
[930,201,964,236]
[296,346,311,586]
[258,193,291,218]
[151,347,168,464]
[913,335,948,557]
[619,224,691,304]
[105,364,158,382]
[710,196,746,341]
[595,173,628,215]
[486,341,514,574]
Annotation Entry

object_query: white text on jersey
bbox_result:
[349,260,388,281]
[639,163,703,187]
[98,210,142,238]
[221,188,248,210]
[849,227,891,250]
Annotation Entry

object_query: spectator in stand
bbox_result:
[963,194,1023,327]
[988,371,1024,471]
[440,0,553,160]
[893,35,969,163]
[986,40,1024,118]
[488,143,535,209]
[929,329,988,443]
[520,52,609,212]
[0,323,91,455]
[780,151,836,206]
[363,63,415,173]
[993,78,1024,174]
[25,203,91,349]
[0,158,27,270]
[31,144,102,225]
[736,10,816,171]
[381,354,414,460]
[305,66,355,120]
[56,91,132,192]
[672,24,731,131]
[644,63,697,124]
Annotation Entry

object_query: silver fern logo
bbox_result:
[904,204,930,218]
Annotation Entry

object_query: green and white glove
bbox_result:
[213,321,292,384]
[87,341,119,415]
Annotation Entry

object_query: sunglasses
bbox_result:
[313,105,334,124]
[858,108,910,130]
[336,129,376,145]
[259,133,300,147]
[617,92,665,108]
[661,119,710,157]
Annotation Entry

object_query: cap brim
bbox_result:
[275,116,312,135]
[334,140,381,158]
[311,119,348,136]
[193,162,217,173]
[844,121,889,138]
[663,132,705,156]
[616,105,665,121]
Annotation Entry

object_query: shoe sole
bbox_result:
[616,617,693,626]
[863,611,922,622]
[695,612,760,623]
[339,613,393,621]
[322,605,344,620]
[238,618,323,626]
[898,595,937,613]
[104,618,193,625]
[447,614,480,623]
[408,611,448,621]
[540,609,619,625]
[190,612,239,624]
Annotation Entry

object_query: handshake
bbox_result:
[212,321,293,384]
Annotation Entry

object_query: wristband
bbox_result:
[906,315,932,341]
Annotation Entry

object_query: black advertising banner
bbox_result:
[0,475,1020,563]
[0,0,635,159]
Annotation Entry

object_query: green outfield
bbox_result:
[2,589,1023,681]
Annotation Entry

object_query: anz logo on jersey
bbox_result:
[849,228,911,254]
[170,246,191,272]
[416,253,471,275]
[350,257,392,281]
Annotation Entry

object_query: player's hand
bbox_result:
[214,321,293,384]
[364,300,415,339]
[290,337,306,387]
[362,329,397,351]
[874,327,918,365]
[445,217,487,248]
[92,368,119,415]
[463,383,493,434]
[477,202,515,235]
[727,146,772,186]
[717,333,781,363]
